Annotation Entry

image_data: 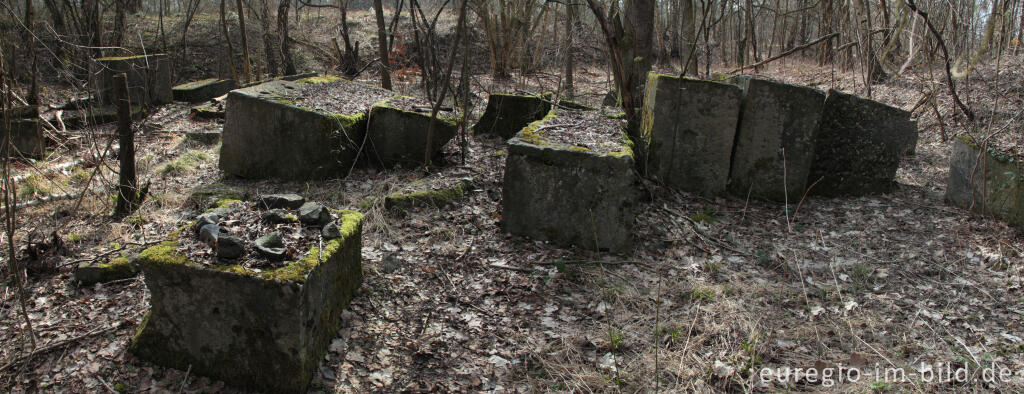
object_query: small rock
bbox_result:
[259,193,305,209]
[254,231,286,260]
[217,235,245,259]
[199,224,221,245]
[194,213,219,233]
[208,207,233,218]
[321,222,341,239]
[298,202,331,225]
[381,254,402,274]
[261,209,297,224]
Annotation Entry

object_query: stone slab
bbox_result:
[473,93,552,139]
[218,79,376,180]
[173,78,236,103]
[808,89,918,196]
[366,99,458,168]
[946,138,1024,226]
[502,111,636,252]
[728,77,824,201]
[91,54,173,107]
[130,210,364,393]
[641,73,741,196]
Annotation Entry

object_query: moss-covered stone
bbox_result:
[173,78,236,103]
[366,98,459,168]
[185,183,250,211]
[74,256,138,285]
[130,210,364,393]
[946,138,1024,226]
[190,104,225,119]
[472,93,552,140]
[1,119,45,158]
[383,179,474,211]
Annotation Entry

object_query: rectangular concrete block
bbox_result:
[473,93,552,139]
[808,89,918,196]
[641,73,741,196]
[728,77,824,201]
[366,97,458,168]
[1,119,45,158]
[503,110,636,252]
[130,210,364,393]
[219,77,391,180]
[173,78,236,103]
[946,138,1024,226]
[91,54,172,107]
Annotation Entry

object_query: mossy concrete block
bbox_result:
[473,93,552,139]
[502,116,636,252]
[185,183,250,211]
[130,210,364,393]
[190,103,225,119]
[728,77,824,201]
[384,179,474,211]
[1,119,45,158]
[91,54,172,107]
[4,105,40,119]
[808,89,918,196]
[173,78,236,103]
[185,130,221,144]
[946,138,1024,226]
[59,105,147,129]
[366,99,458,167]
[219,79,368,180]
[641,73,741,196]
[74,257,137,285]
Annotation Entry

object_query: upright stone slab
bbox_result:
[473,93,552,139]
[130,210,364,393]
[946,138,1024,226]
[91,54,172,107]
[366,96,458,168]
[173,78,236,103]
[808,89,918,196]
[219,76,392,180]
[503,110,636,252]
[1,119,45,158]
[728,77,824,201]
[641,73,741,196]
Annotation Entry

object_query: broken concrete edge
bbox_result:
[135,210,363,284]
[639,72,735,145]
[173,78,229,91]
[190,104,224,119]
[471,92,553,134]
[357,179,475,212]
[230,87,369,139]
[945,138,1024,226]
[184,183,251,211]
[74,255,138,285]
[956,135,1023,165]
[372,96,461,127]
[516,112,635,159]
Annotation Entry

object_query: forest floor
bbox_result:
[2,11,1024,394]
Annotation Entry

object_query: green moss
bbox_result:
[187,183,249,211]
[518,112,560,146]
[212,198,243,209]
[173,78,222,90]
[295,75,344,84]
[384,179,473,211]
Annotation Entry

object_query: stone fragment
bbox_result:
[808,89,918,196]
[194,213,219,233]
[173,78,236,103]
[259,193,305,209]
[1,119,45,158]
[91,54,173,107]
[366,98,458,167]
[728,77,825,201]
[946,138,1024,226]
[473,93,552,139]
[131,211,365,393]
[640,74,741,196]
[261,209,298,224]
[298,203,331,225]
[217,235,245,259]
[503,110,636,252]
[321,222,341,239]
[74,256,137,285]
[254,231,287,260]
[198,224,221,246]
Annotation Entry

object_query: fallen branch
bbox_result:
[905,0,974,121]
[728,33,839,74]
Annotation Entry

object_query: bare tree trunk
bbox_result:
[113,73,139,217]
[423,0,467,166]
[819,0,834,65]
[563,2,575,98]
[622,0,655,112]
[374,0,392,89]
[113,0,126,47]
[278,0,297,75]
[159,0,167,51]
[260,0,280,77]
[680,0,696,74]
[24,0,38,105]
[221,0,240,82]
[237,0,253,83]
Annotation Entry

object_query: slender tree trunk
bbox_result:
[25,0,39,105]
[374,0,393,89]
[278,0,297,75]
[423,0,467,167]
[113,73,139,217]
[622,0,655,112]
[261,0,280,77]
[159,0,167,51]
[819,0,834,65]
[681,0,696,74]
[114,0,126,47]
[237,0,253,83]
[563,2,575,98]
[221,0,240,83]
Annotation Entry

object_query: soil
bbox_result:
[294,80,395,115]
[533,108,628,154]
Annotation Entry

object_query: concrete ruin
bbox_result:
[366,97,459,167]
[808,89,918,196]
[473,93,552,139]
[946,138,1024,226]
[130,210,364,393]
[91,54,172,107]
[729,77,824,201]
[173,78,236,103]
[641,74,742,196]
[502,109,637,252]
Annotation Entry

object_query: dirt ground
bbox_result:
[2,10,1024,394]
